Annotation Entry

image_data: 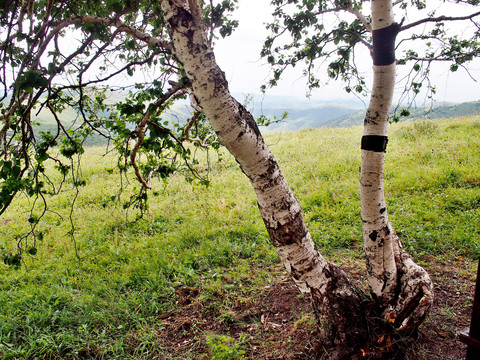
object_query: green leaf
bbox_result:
[27,215,38,224]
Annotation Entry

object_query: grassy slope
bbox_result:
[0,116,479,359]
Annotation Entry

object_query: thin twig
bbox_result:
[401,11,480,31]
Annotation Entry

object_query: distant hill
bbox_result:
[4,91,480,140]
[232,93,362,132]
[322,100,480,128]
[253,105,358,132]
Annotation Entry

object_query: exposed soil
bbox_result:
[409,257,476,360]
[146,257,477,359]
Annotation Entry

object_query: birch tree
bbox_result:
[359,0,434,333]
[1,0,477,358]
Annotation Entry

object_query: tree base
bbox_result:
[311,253,433,360]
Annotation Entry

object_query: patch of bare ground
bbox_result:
[148,257,476,359]
[408,256,476,360]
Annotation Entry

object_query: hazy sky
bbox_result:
[214,0,480,104]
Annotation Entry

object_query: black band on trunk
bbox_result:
[361,135,389,152]
[372,23,400,66]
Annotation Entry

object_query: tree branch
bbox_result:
[182,111,217,147]
[130,81,190,189]
[346,1,372,32]
[130,112,153,189]
[401,11,480,31]
[399,49,480,63]
[188,0,204,22]
[51,16,173,52]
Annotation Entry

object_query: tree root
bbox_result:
[383,249,434,333]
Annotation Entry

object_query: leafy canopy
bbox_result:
[0,0,239,266]
[262,0,480,106]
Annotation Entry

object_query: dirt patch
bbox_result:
[408,257,476,360]
[141,258,476,359]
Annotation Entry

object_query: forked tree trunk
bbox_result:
[160,0,368,357]
[160,0,433,357]
[361,0,433,332]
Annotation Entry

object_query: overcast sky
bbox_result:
[214,0,480,105]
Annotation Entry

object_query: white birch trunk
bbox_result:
[160,0,368,355]
[361,0,434,331]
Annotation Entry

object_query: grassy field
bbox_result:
[0,116,479,359]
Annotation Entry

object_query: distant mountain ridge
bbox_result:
[252,104,358,132]
[239,95,480,132]
[321,100,480,128]
[5,92,480,138]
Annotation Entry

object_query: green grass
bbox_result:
[0,116,479,358]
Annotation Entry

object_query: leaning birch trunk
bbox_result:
[361,0,434,332]
[161,0,367,357]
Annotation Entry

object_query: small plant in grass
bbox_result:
[294,311,316,328]
[205,333,246,360]
[219,309,238,325]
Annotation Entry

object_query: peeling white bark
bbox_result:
[361,64,397,303]
[362,0,434,332]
